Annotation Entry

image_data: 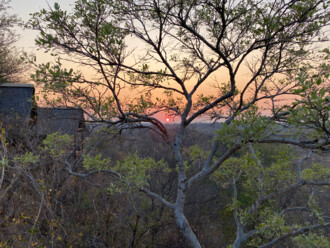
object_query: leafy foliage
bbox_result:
[42,132,74,158]
[293,232,330,248]
[113,153,170,188]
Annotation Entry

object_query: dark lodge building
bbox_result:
[36,107,85,144]
[0,83,35,120]
[0,83,85,144]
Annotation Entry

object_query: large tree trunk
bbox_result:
[171,124,202,248]
[174,208,202,248]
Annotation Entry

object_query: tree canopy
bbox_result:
[0,0,27,83]
[26,0,330,247]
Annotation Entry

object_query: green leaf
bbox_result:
[54,2,60,10]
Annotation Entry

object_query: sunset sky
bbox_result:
[9,0,73,53]
[7,1,318,107]
[5,0,329,124]
[6,1,216,107]
[8,0,247,87]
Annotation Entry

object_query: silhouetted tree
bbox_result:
[28,0,330,247]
